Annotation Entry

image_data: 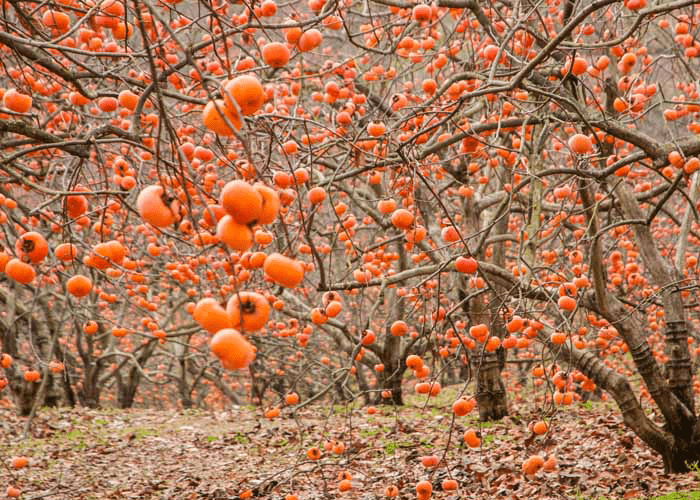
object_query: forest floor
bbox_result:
[1,386,699,500]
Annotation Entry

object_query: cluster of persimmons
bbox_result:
[2,0,700,496]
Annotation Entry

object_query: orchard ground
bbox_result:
[1,385,698,500]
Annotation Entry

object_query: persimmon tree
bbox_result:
[0,0,699,475]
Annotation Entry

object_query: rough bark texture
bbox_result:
[0,288,61,414]
[578,180,698,473]
[612,181,695,413]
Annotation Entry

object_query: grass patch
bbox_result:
[653,492,700,500]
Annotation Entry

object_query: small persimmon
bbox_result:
[222,75,264,116]
[452,397,475,416]
[522,455,545,475]
[533,420,548,435]
[5,258,35,284]
[405,354,423,370]
[264,407,280,419]
[137,185,178,227]
[442,479,458,491]
[202,99,241,135]
[66,274,92,297]
[298,29,322,52]
[390,320,408,336]
[367,121,386,137]
[558,296,577,311]
[55,243,78,261]
[455,256,478,273]
[307,186,326,204]
[216,215,254,251]
[415,480,432,498]
[227,291,270,332]
[464,429,480,447]
[3,89,32,113]
[6,486,21,498]
[262,42,290,68]
[390,208,414,229]
[568,134,592,154]
[210,328,255,370]
[254,183,280,224]
[193,298,232,333]
[16,231,49,263]
[220,180,263,225]
[263,253,304,288]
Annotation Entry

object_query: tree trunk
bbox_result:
[474,349,508,421]
[376,329,403,405]
[663,422,700,473]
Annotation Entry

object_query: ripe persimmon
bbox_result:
[390,320,408,336]
[262,42,290,68]
[390,208,414,229]
[412,4,431,22]
[202,99,241,135]
[297,29,322,52]
[3,89,32,113]
[66,274,92,297]
[193,298,232,333]
[222,75,264,116]
[5,258,35,284]
[464,429,480,447]
[405,354,423,370]
[307,186,326,204]
[452,397,475,416]
[533,421,548,435]
[455,256,478,273]
[522,455,545,475]
[6,486,21,498]
[568,134,592,154]
[54,243,78,261]
[216,215,254,251]
[137,185,178,227]
[442,479,458,491]
[227,291,270,332]
[416,480,432,498]
[367,121,386,137]
[210,328,255,370]
[16,232,48,263]
[220,180,263,225]
[550,331,567,345]
[263,253,304,287]
[558,296,577,311]
[254,183,280,224]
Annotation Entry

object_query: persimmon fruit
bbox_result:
[210,328,256,370]
[227,291,270,332]
[263,253,304,288]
